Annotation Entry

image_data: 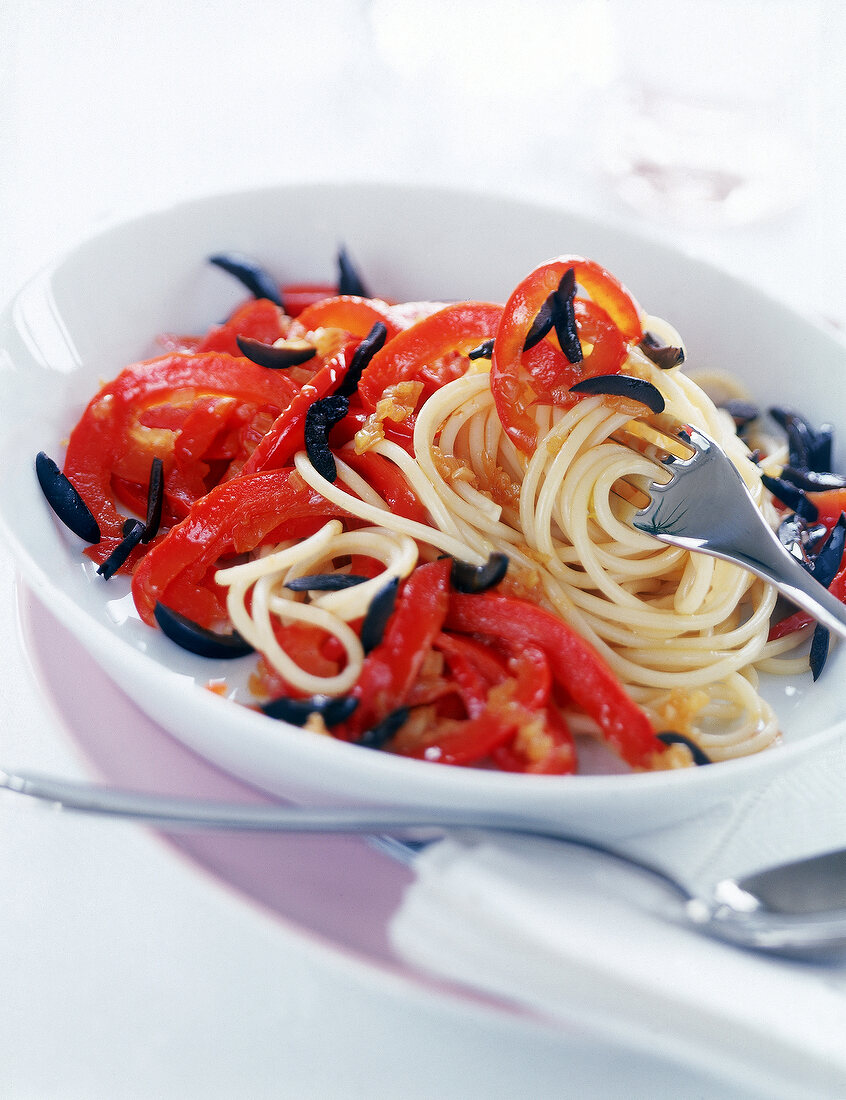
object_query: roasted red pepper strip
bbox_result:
[64,352,299,563]
[280,283,337,317]
[131,469,350,628]
[196,298,289,355]
[239,345,352,475]
[357,302,503,411]
[342,559,452,738]
[491,257,642,453]
[808,489,846,530]
[341,450,430,525]
[294,295,402,341]
[445,592,662,769]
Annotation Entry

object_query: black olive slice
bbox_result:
[208,253,283,306]
[97,520,145,580]
[357,706,410,749]
[720,399,759,430]
[262,693,359,727]
[35,451,101,544]
[359,576,399,653]
[337,245,370,297]
[336,321,389,397]
[809,623,830,681]
[769,408,833,473]
[550,268,583,365]
[468,338,494,360]
[284,573,370,592]
[569,374,665,414]
[450,552,509,594]
[812,514,846,587]
[523,295,555,351]
[780,465,846,493]
[760,474,819,522]
[639,332,685,370]
[153,602,254,659]
[236,335,316,369]
[304,394,350,482]
[656,731,712,765]
[143,457,164,542]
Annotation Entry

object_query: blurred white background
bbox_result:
[3,0,846,317]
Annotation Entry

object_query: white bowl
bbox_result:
[2,181,845,843]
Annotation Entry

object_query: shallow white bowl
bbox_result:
[2,181,845,842]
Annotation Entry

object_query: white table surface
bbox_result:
[2,3,846,1096]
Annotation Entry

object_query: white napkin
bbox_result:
[389,740,846,1099]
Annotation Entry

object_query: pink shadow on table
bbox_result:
[20,587,415,967]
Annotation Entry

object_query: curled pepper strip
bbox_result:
[491,256,643,453]
[444,591,662,769]
[294,295,403,341]
[357,302,503,411]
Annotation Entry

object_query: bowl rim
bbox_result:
[3,177,845,810]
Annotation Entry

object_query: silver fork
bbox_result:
[630,424,846,640]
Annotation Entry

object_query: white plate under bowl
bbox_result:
[2,181,845,843]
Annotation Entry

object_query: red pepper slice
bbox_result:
[64,352,299,563]
[196,298,289,356]
[342,559,452,738]
[491,257,642,453]
[340,450,430,525]
[445,592,662,769]
[280,283,338,318]
[294,295,402,341]
[239,344,352,475]
[808,489,846,531]
[357,302,503,411]
[131,469,350,628]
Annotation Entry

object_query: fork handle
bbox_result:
[714,526,846,642]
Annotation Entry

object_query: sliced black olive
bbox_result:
[656,731,712,765]
[523,295,555,351]
[450,552,509,594]
[35,451,101,544]
[551,268,583,364]
[811,513,846,587]
[284,573,370,591]
[153,602,254,658]
[760,474,819,522]
[779,465,846,493]
[357,706,410,749]
[261,693,359,727]
[208,252,283,306]
[777,513,820,568]
[569,374,665,414]
[304,394,350,482]
[769,408,833,473]
[336,321,389,397]
[143,457,164,542]
[809,623,830,681]
[468,339,494,360]
[359,576,399,653]
[720,399,759,431]
[810,425,834,473]
[337,245,370,297]
[639,332,685,370]
[235,335,316,369]
[97,520,145,580]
